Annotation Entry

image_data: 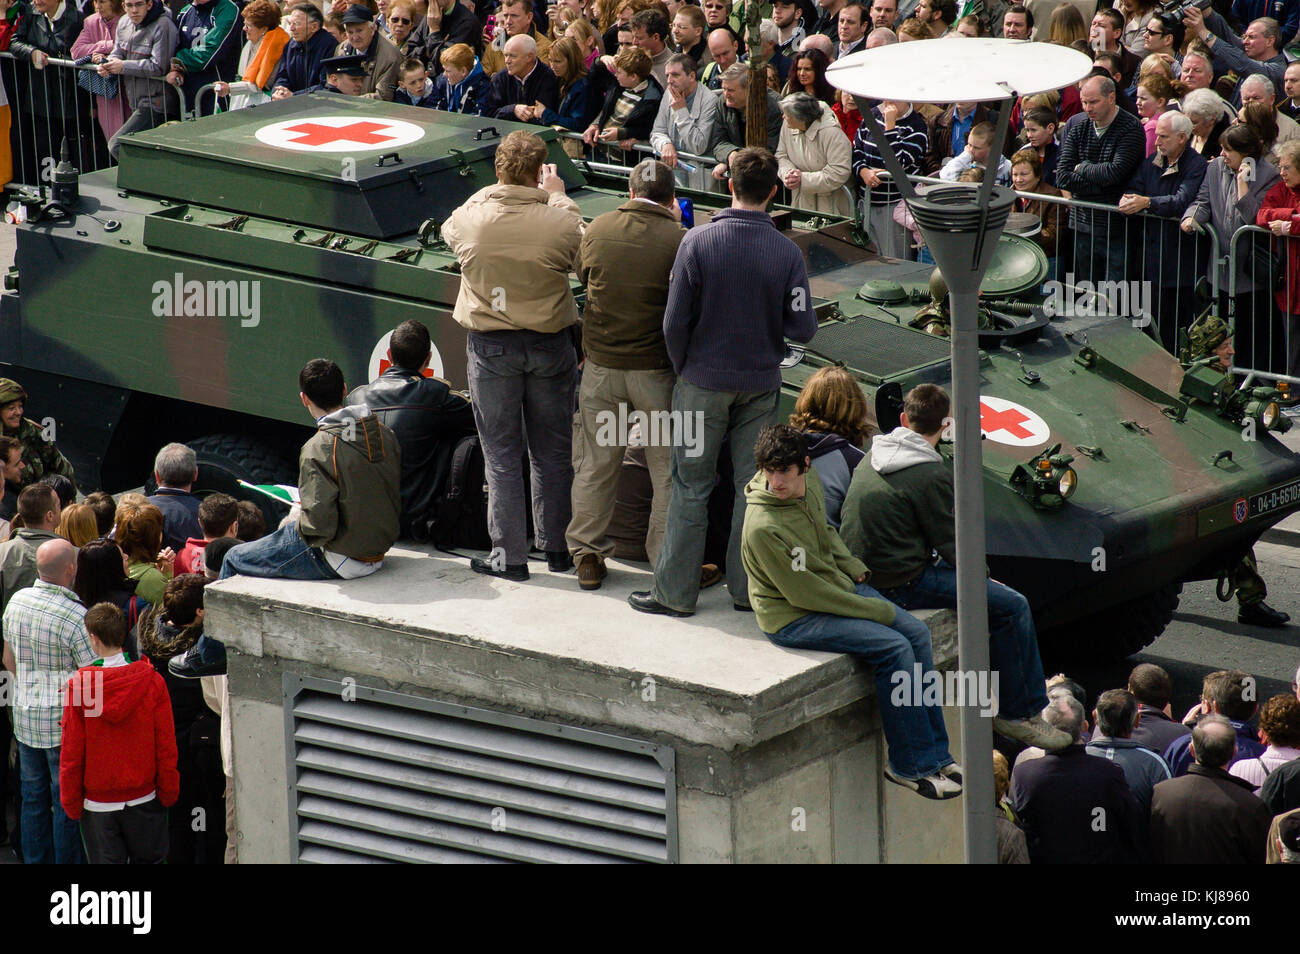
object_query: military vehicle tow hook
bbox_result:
[1211,450,1234,467]
[1074,445,1106,461]
[1119,420,1151,434]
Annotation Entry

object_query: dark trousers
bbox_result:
[466,328,577,564]
[80,798,168,864]
[1073,218,1127,286]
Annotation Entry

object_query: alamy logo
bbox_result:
[151,273,261,327]
[50,885,151,934]
[593,405,705,457]
[1042,273,1151,325]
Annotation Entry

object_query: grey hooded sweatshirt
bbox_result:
[838,426,957,588]
[110,0,180,114]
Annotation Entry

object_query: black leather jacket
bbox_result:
[347,366,476,539]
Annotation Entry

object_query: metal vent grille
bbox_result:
[284,675,676,864]
[811,319,951,378]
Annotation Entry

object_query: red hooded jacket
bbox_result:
[59,658,180,820]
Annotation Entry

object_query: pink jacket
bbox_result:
[71,14,129,141]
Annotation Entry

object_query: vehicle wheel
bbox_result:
[1039,583,1183,665]
[145,433,297,529]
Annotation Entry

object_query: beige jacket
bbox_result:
[442,183,583,333]
[776,108,852,217]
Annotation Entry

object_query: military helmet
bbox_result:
[0,378,26,407]
[928,267,949,305]
[1187,313,1234,361]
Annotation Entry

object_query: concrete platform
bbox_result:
[209,545,963,864]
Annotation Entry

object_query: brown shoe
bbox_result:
[577,554,607,590]
[700,564,723,589]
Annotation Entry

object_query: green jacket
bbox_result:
[839,427,957,589]
[5,417,76,492]
[298,408,401,562]
[741,466,895,635]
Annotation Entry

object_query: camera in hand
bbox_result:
[1159,0,1212,23]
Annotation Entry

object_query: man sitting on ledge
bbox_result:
[741,423,961,800]
[169,359,401,679]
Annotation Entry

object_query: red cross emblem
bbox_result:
[282,121,396,146]
[980,401,1033,439]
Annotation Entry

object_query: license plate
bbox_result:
[1251,478,1300,518]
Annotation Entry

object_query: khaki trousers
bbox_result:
[566,361,675,564]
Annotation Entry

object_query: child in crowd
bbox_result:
[394,57,437,107]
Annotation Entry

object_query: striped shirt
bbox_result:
[851,108,929,205]
[1230,745,1300,789]
[2,579,93,749]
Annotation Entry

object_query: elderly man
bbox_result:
[632,9,673,87]
[483,34,559,119]
[865,25,896,46]
[712,64,782,180]
[1010,693,1146,864]
[870,0,898,30]
[651,53,724,190]
[799,30,835,62]
[1119,110,1208,352]
[442,132,583,582]
[1186,8,1286,103]
[1001,2,1030,39]
[1056,75,1145,285]
[2,538,94,864]
[1241,72,1300,145]
[272,4,337,96]
[480,0,550,76]
[701,26,739,89]
[836,0,868,56]
[335,3,402,100]
[146,442,203,552]
[1149,714,1272,864]
[773,0,808,56]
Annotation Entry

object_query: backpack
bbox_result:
[429,434,492,551]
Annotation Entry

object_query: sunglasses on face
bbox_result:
[389,15,410,22]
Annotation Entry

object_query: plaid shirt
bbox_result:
[2,579,92,749]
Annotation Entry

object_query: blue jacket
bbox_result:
[146,489,202,553]
[272,28,336,94]
[1164,719,1266,778]
[1124,145,1209,288]
[538,76,593,132]
[804,430,864,529]
[430,60,490,115]
[395,83,439,109]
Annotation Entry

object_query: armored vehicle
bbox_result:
[1,95,836,513]
[4,96,1299,659]
[784,226,1300,658]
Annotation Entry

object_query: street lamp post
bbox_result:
[826,39,1091,863]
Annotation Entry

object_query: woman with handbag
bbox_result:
[72,0,128,143]
[1257,140,1300,377]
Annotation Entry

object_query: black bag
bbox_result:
[429,434,492,551]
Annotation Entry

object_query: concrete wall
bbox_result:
[211,547,966,864]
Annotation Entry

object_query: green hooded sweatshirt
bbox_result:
[741,466,896,635]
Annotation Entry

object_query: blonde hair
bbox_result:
[494,130,549,185]
[57,503,99,549]
[789,367,870,446]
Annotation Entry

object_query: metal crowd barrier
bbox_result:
[1226,224,1297,382]
[0,49,178,187]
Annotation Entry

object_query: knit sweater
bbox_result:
[1054,108,1145,230]
[851,107,929,205]
[662,208,817,392]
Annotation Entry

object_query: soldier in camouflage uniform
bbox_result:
[909,269,995,338]
[1184,314,1291,628]
[0,379,77,494]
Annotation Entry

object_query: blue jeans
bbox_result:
[17,742,82,864]
[768,583,953,780]
[198,522,341,666]
[876,562,1048,720]
[1073,219,1127,286]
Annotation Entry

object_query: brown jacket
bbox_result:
[924,103,990,176]
[339,31,403,101]
[577,199,685,370]
[1016,181,1065,258]
[443,183,584,334]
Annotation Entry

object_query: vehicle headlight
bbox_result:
[1262,401,1280,430]
[1009,443,1078,509]
[1058,468,1077,498]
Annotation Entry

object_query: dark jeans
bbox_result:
[768,583,953,780]
[876,562,1049,720]
[466,328,577,565]
[651,380,779,612]
[17,742,82,864]
[80,798,168,864]
[1073,219,1127,286]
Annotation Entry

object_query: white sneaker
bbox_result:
[884,766,962,800]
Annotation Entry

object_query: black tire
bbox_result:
[145,433,297,529]
[1039,583,1183,665]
